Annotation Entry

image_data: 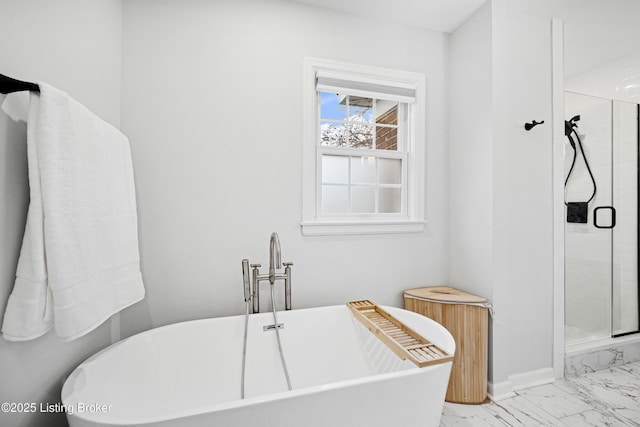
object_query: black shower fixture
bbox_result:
[564,114,597,224]
[564,115,580,137]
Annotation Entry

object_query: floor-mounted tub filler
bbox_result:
[62,304,455,427]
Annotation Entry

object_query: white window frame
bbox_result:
[301,58,426,236]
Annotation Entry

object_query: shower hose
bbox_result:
[241,299,250,399]
[565,117,597,204]
[270,284,292,391]
[241,286,292,399]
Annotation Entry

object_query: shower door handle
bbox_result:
[593,206,616,229]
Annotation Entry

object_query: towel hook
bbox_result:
[524,120,544,131]
[0,73,39,94]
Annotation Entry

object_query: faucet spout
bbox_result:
[269,232,281,285]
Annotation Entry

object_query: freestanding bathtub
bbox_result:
[62,304,455,427]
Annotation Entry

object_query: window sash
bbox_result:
[316,147,408,218]
[318,98,408,152]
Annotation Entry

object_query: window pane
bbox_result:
[379,159,402,184]
[376,126,397,150]
[322,155,349,184]
[322,185,349,213]
[348,123,373,148]
[375,101,398,150]
[320,121,347,147]
[349,96,373,122]
[352,187,375,213]
[375,100,398,124]
[379,188,401,213]
[351,156,376,184]
[320,92,346,120]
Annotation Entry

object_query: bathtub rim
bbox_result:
[62,304,455,426]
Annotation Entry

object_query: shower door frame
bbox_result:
[612,103,640,338]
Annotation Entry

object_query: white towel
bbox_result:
[1,91,29,122]
[2,83,145,341]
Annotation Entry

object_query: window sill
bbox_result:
[300,219,425,236]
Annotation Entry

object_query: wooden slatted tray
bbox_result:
[347,300,454,368]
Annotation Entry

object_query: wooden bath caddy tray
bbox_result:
[347,300,454,368]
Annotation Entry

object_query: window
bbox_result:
[302,58,426,235]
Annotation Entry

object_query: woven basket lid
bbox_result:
[404,286,487,304]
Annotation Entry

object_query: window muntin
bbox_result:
[317,88,408,217]
[319,93,400,151]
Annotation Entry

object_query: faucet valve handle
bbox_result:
[250,263,262,269]
[283,262,293,267]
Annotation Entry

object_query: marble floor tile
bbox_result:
[441,403,508,426]
[561,409,632,427]
[515,383,593,418]
[567,367,640,425]
[618,362,640,376]
[440,361,640,427]
[487,396,569,426]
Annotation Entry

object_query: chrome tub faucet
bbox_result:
[241,232,292,313]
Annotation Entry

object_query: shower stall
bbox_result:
[564,92,640,350]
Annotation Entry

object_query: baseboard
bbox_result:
[488,367,555,401]
[488,380,515,401]
[510,367,555,390]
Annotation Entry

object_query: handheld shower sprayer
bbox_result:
[564,115,581,150]
[242,259,251,302]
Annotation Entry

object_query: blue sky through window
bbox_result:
[320,92,346,120]
[321,92,376,122]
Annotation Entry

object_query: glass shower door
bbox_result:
[612,100,639,337]
[565,92,613,345]
[564,92,640,345]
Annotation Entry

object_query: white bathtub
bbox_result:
[62,305,455,427]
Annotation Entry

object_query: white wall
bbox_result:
[0,1,123,426]
[510,0,640,79]
[119,0,450,336]
[449,0,555,395]
[501,3,554,382]
[448,0,494,307]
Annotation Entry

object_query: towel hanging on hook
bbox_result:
[2,82,145,341]
[0,73,40,94]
